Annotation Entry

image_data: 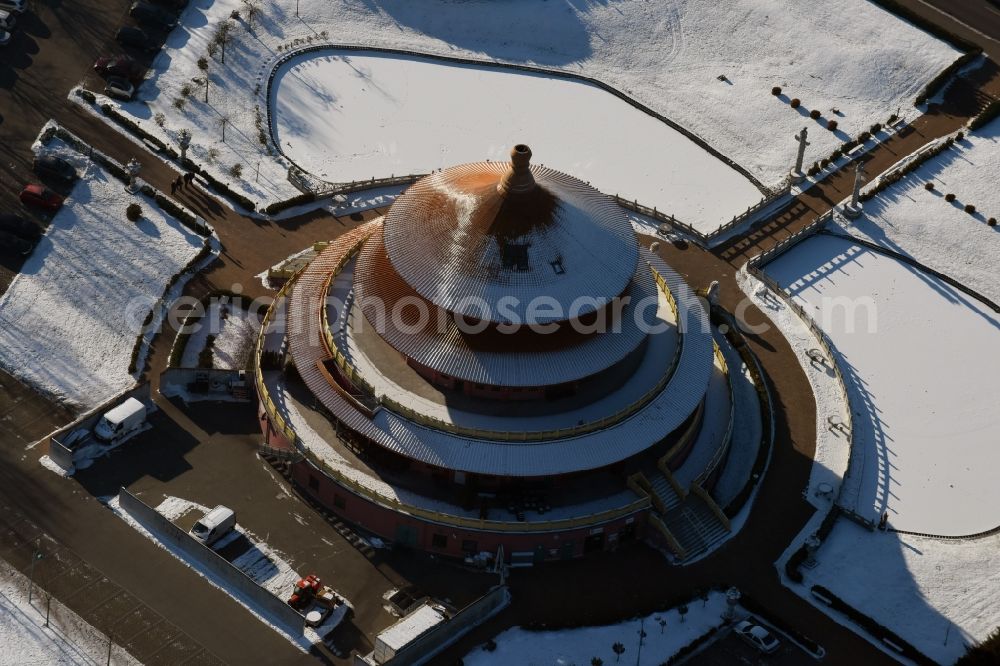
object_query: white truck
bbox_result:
[93,397,147,443]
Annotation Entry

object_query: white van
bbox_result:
[190,506,236,546]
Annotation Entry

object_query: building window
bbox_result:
[308,475,320,492]
[333,494,346,509]
[431,533,448,549]
[461,539,478,553]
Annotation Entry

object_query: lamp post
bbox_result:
[27,541,43,604]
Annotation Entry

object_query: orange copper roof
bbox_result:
[382,145,639,326]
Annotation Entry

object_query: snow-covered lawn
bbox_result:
[792,519,1000,665]
[0,148,204,411]
[840,118,1000,302]
[180,301,260,370]
[100,0,958,214]
[464,592,727,666]
[0,558,140,666]
[765,234,1000,536]
[272,50,762,231]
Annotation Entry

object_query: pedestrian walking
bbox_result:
[184,172,195,187]
[170,180,178,194]
[174,175,184,191]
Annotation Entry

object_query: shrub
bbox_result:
[809,109,821,119]
[925,182,934,191]
[126,203,142,221]
[207,147,220,163]
[827,119,838,131]
[858,131,871,142]
[956,131,965,141]
[989,218,997,227]
[887,113,899,125]
[771,86,781,95]
[154,112,166,127]
[807,163,820,177]
[230,163,243,178]
[870,122,882,134]
[180,83,193,98]
[482,639,497,652]
[173,97,186,110]
[263,191,316,215]
[197,57,209,71]
[820,158,829,168]
[230,9,240,19]
[965,204,976,214]
[945,193,956,202]
[790,98,801,108]
[78,89,97,104]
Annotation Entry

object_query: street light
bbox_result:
[27,541,43,604]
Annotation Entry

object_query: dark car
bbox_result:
[129,1,177,29]
[0,229,32,255]
[0,213,40,241]
[116,26,159,53]
[19,184,64,212]
[94,54,145,83]
[33,155,77,183]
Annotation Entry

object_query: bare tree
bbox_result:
[213,21,234,64]
[241,0,261,30]
[612,642,625,663]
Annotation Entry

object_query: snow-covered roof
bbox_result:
[283,223,714,476]
[382,148,638,325]
[354,223,657,387]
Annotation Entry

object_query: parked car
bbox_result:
[115,26,159,53]
[735,620,781,654]
[33,155,76,183]
[0,0,25,14]
[19,184,64,212]
[190,506,236,546]
[0,9,16,30]
[93,54,144,83]
[104,76,135,101]
[129,1,177,29]
[0,229,32,255]
[0,213,40,241]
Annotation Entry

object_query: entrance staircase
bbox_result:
[629,468,731,562]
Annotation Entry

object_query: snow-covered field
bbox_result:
[791,519,1000,665]
[0,558,140,666]
[180,301,260,369]
[100,0,958,215]
[765,235,1000,536]
[272,50,762,231]
[464,592,728,666]
[0,145,204,411]
[840,118,1000,302]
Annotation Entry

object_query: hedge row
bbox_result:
[867,0,981,53]
[784,506,841,583]
[859,135,956,202]
[99,103,169,154]
[138,184,211,236]
[914,51,982,106]
[666,626,719,664]
[969,99,1000,131]
[959,627,1000,665]
[811,585,935,664]
[738,593,822,657]
[263,191,316,215]
[127,242,213,374]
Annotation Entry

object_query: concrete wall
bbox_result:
[45,384,153,472]
[388,586,511,666]
[116,489,305,634]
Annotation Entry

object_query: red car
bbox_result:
[93,54,144,83]
[20,184,64,212]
